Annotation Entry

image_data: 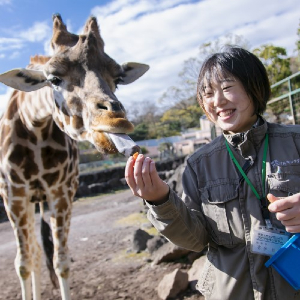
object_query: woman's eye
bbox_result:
[205,91,213,97]
[223,86,231,91]
[50,76,62,86]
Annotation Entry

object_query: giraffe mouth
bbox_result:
[106,133,140,156]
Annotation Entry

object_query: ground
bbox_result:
[0,189,204,300]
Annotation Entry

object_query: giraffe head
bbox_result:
[0,14,149,155]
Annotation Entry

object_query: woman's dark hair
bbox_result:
[197,46,271,115]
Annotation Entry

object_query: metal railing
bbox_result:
[266,71,300,124]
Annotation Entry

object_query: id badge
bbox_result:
[251,226,290,256]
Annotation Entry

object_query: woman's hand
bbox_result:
[268,193,300,233]
[125,154,169,204]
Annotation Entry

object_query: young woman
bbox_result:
[125,46,300,299]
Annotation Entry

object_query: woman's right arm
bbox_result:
[125,154,209,252]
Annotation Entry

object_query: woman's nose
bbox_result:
[213,90,226,106]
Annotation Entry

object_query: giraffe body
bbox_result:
[0,14,148,300]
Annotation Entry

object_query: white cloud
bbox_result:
[17,21,51,43]
[0,37,24,52]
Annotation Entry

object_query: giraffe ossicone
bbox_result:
[0,13,148,300]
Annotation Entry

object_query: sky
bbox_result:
[0,0,299,115]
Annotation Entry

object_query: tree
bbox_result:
[160,99,203,131]
[253,45,293,123]
[253,45,291,86]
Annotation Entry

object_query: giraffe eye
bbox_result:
[114,77,124,87]
[50,76,62,86]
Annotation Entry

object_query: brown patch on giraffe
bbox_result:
[22,228,28,239]
[55,198,68,214]
[19,266,31,280]
[64,114,70,125]
[29,179,46,202]
[19,214,27,227]
[59,267,70,279]
[41,118,52,141]
[56,216,63,227]
[9,145,39,180]
[41,146,68,169]
[72,115,84,130]
[68,189,75,200]
[32,120,45,127]
[29,179,43,190]
[11,200,24,218]
[43,171,60,187]
[51,122,66,147]
[68,162,73,174]
[15,117,38,145]
[61,165,68,183]
[11,169,25,184]
[11,186,26,197]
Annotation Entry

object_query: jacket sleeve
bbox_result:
[146,159,209,252]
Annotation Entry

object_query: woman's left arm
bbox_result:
[268,193,300,233]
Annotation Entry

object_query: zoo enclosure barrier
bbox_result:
[266,70,300,125]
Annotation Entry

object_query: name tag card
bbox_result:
[251,226,290,256]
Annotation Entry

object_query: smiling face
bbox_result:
[202,78,257,133]
[197,47,272,134]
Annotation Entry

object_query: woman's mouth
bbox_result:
[218,109,235,118]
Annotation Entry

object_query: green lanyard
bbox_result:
[225,133,270,225]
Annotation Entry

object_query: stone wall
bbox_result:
[76,156,186,198]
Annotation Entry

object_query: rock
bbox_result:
[188,255,207,290]
[157,268,189,299]
[152,242,191,265]
[146,235,168,254]
[166,157,187,196]
[132,229,153,253]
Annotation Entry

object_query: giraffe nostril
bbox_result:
[97,103,108,110]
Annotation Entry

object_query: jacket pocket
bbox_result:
[268,165,300,196]
[200,183,239,245]
[267,166,300,229]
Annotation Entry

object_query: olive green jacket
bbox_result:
[147,118,300,300]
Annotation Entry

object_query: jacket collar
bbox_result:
[223,116,268,159]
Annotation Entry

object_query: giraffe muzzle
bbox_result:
[107,133,141,157]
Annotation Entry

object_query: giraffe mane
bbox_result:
[29,55,51,65]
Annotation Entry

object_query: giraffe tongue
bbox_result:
[107,133,140,157]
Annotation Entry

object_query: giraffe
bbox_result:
[0,14,149,300]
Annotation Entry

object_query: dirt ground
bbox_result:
[0,188,204,300]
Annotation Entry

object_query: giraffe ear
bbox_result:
[0,68,49,92]
[119,62,149,85]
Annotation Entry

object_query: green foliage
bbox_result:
[161,102,203,131]
[253,44,293,122]
[129,122,150,141]
[253,45,291,85]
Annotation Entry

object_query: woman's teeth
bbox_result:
[219,110,234,117]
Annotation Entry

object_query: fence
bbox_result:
[266,71,300,124]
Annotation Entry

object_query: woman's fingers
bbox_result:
[125,154,169,203]
[125,156,137,193]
